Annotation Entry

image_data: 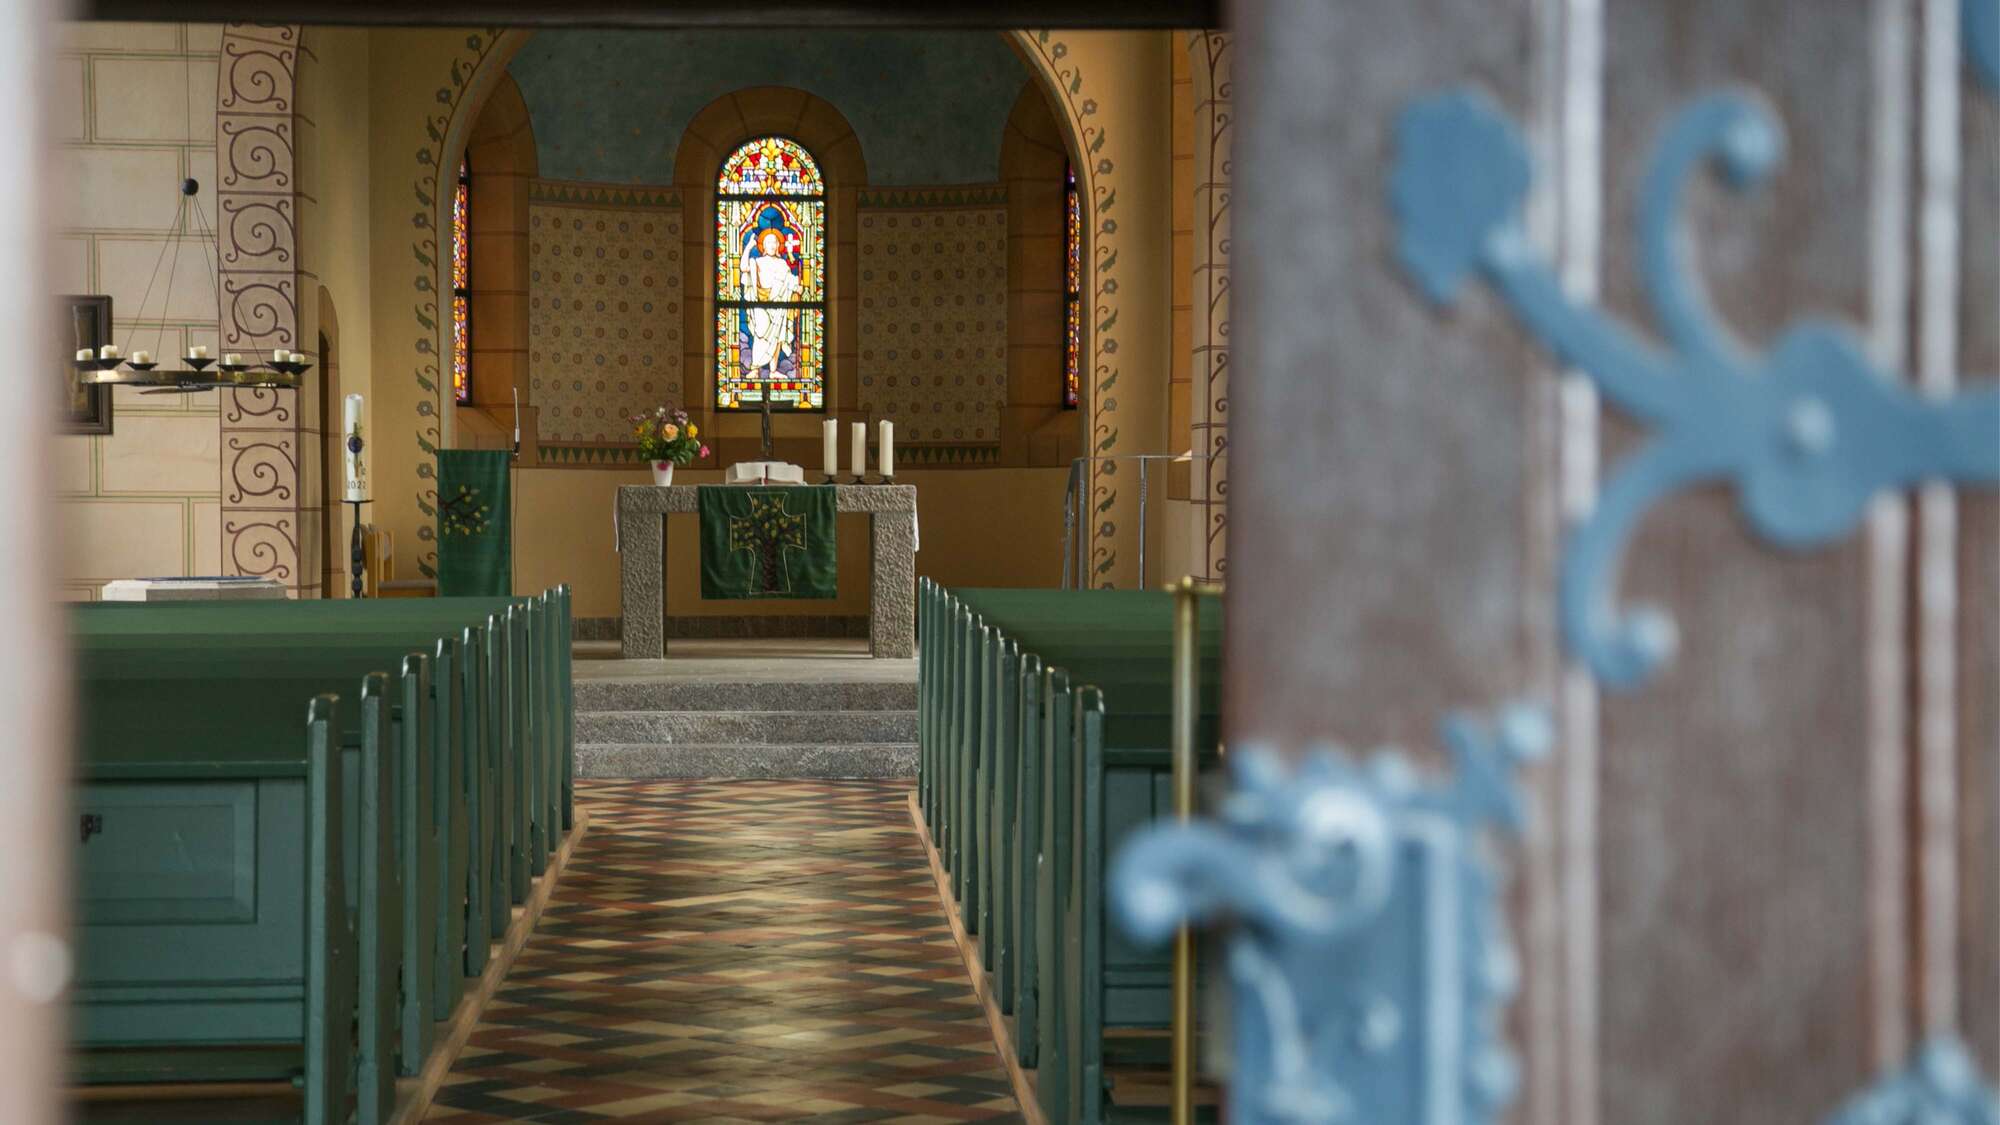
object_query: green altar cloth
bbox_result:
[436,450,512,596]
[698,485,837,600]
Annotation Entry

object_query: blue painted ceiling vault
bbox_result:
[507,30,1034,186]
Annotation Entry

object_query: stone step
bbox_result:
[574,709,917,745]
[576,742,917,780]
[573,679,917,714]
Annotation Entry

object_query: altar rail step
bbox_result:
[572,680,916,714]
[574,709,917,746]
[574,742,917,779]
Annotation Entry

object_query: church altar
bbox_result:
[616,484,917,659]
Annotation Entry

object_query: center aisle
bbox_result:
[426,779,1021,1123]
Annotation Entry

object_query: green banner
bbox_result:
[698,486,837,600]
[436,450,512,597]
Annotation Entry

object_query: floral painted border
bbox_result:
[409,29,506,578]
[1189,30,1232,584]
[856,185,1010,209]
[216,22,303,592]
[528,178,683,210]
[1018,31,1123,586]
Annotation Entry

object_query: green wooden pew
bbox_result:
[74,683,396,1125]
[70,587,574,1113]
[73,588,574,890]
[77,638,461,1080]
[917,582,1224,1124]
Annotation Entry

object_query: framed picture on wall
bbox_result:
[60,294,112,435]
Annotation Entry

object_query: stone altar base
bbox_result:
[616,483,917,660]
[572,639,916,779]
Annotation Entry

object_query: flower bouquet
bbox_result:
[634,406,710,486]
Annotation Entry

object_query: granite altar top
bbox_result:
[616,483,917,514]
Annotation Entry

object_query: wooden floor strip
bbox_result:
[906,789,1049,1125]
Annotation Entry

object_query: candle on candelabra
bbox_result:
[878,420,895,479]
[343,393,368,502]
[131,350,151,365]
[850,422,867,481]
[822,420,839,481]
[189,345,210,359]
[222,353,243,367]
[74,348,93,362]
[98,344,121,360]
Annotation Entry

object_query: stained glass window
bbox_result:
[715,137,826,411]
[1064,163,1080,409]
[451,158,470,404]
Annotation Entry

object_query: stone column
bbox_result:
[617,496,663,659]
[868,510,917,658]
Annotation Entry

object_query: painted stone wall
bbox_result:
[855,189,1008,445]
[527,181,685,442]
[50,22,227,600]
[507,30,1029,186]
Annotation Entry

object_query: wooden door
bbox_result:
[1214,0,1997,1119]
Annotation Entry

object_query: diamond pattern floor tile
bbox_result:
[425,779,1022,1123]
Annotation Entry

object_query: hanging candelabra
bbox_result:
[68,175,306,396]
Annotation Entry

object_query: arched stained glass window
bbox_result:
[1064,162,1080,409]
[715,136,826,411]
[451,157,471,404]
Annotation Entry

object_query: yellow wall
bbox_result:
[296,26,376,595]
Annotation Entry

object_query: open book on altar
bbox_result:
[723,461,807,486]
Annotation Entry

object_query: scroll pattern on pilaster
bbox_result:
[216,23,301,591]
[408,30,506,578]
[1021,31,1124,586]
[1189,31,1232,584]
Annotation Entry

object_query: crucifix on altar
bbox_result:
[727,215,809,486]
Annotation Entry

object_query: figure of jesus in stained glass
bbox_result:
[741,222,801,379]
[715,137,825,411]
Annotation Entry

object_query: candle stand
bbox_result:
[347,498,370,599]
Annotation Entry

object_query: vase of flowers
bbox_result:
[633,406,709,486]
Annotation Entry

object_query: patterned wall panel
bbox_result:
[528,180,685,444]
[1190,31,1232,584]
[215,23,303,592]
[855,187,1007,445]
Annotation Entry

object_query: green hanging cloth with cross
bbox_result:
[697,485,837,600]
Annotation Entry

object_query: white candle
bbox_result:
[850,421,867,480]
[131,350,151,365]
[343,393,368,502]
[878,420,895,479]
[98,344,120,360]
[274,347,289,364]
[821,420,838,480]
[189,345,210,359]
[222,353,242,367]
[74,348,92,362]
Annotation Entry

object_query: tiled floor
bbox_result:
[426,779,1021,1123]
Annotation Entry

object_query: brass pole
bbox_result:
[1169,576,1199,1125]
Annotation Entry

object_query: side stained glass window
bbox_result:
[1064,163,1080,409]
[715,136,826,411]
[451,158,470,404]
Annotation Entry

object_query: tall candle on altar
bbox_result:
[822,419,839,480]
[342,393,368,502]
[878,420,894,479]
[850,422,866,480]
